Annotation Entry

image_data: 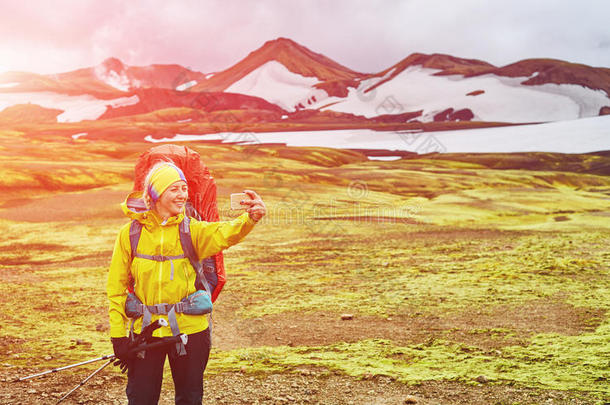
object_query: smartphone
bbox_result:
[230,192,251,210]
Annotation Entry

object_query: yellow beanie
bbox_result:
[147,164,187,202]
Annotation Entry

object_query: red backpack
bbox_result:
[131,144,226,302]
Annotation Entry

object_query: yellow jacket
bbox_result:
[107,192,256,338]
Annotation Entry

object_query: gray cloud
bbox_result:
[0,0,608,74]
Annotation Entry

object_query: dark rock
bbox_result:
[433,108,454,122]
[96,323,109,332]
[600,106,610,115]
[433,107,474,122]
[476,375,489,383]
[451,108,474,121]
[373,110,423,123]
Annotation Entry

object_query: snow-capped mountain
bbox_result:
[88,57,208,92]
[0,57,208,96]
[309,55,610,123]
[192,37,361,91]
[0,37,608,126]
[202,41,610,121]
[0,58,282,123]
[191,37,362,112]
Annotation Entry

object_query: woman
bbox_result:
[107,162,265,405]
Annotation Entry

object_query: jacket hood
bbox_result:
[121,191,184,227]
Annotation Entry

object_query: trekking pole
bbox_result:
[54,334,187,404]
[16,319,170,382]
[55,358,113,404]
[16,354,115,382]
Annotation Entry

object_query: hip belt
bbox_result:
[125,290,212,356]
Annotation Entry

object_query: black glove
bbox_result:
[111,337,134,373]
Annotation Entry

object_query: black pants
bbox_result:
[126,328,211,405]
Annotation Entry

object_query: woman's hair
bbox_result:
[142,160,180,210]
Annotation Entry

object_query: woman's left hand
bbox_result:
[242,190,266,222]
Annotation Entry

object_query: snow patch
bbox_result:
[176,80,197,91]
[145,133,226,143]
[310,66,610,123]
[367,156,403,161]
[0,82,19,88]
[0,92,139,122]
[525,82,609,117]
[226,61,322,111]
[363,68,396,92]
[71,132,87,140]
[94,65,140,91]
[107,95,139,108]
[144,115,610,154]
[205,73,215,79]
[177,118,192,123]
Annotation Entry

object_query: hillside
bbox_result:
[192,37,362,93]
[0,133,608,404]
[2,38,609,129]
[473,58,610,97]
[98,88,286,120]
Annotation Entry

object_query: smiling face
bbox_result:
[155,180,188,220]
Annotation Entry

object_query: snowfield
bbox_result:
[310,67,610,123]
[0,92,139,122]
[145,115,610,154]
[225,61,327,111]
[228,59,610,123]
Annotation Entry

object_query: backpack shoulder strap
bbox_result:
[129,220,143,258]
[127,220,143,293]
[179,216,198,263]
[179,216,215,339]
[179,217,212,295]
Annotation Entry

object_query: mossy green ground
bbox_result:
[211,331,609,393]
[0,137,608,402]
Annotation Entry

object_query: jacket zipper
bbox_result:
[158,226,164,304]
[180,261,188,299]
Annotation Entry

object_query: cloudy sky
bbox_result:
[1,0,608,75]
